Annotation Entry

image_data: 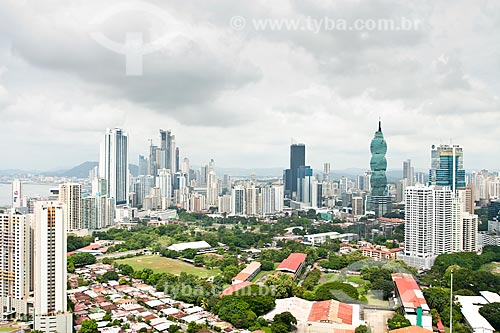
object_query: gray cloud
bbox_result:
[0,0,499,171]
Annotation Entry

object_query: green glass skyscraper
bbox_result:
[366,120,392,217]
[370,120,388,196]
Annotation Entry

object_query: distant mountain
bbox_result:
[59,161,98,178]
[0,169,37,176]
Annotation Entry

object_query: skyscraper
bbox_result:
[366,121,392,217]
[370,120,387,196]
[58,183,82,231]
[157,169,173,208]
[284,143,305,198]
[138,155,148,176]
[33,201,72,333]
[231,186,245,216]
[399,185,478,269]
[429,144,466,191]
[99,128,129,205]
[403,159,414,185]
[0,210,32,316]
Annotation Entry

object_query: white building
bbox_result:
[11,179,23,208]
[462,212,478,252]
[157,169,173,208]
[399,185,479,270]
[218,195,232,214]
[100,128,129,205]
[456,291,500,333]
[0,210,32,318]
[82,194,115,230]
[206,169,218,208]
[303,232,358,246]
[33,201,72,333]
[58,183,82,231]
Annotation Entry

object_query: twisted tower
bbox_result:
[370,120,388,196]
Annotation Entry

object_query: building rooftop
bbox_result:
[232,261,261,283]
[220,281,253,296]
[308,299,353,324]
[167,241,211,252]
[277,253,307,273]
[456,293,498,332]
[389,326,433,333]
[392,273,430,311]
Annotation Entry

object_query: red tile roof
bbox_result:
[392,273,428,310]
[233,262,261,282]
[307,299,353,324]
[390,326,433,333]
[277,253,307,273]
[220,281,253,296]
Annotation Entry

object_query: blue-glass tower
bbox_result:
[429,144,465,191]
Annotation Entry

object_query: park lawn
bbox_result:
[0,327,16,333]
[480,262,500,275]
[319,273,370,296]
[116,255,220,278]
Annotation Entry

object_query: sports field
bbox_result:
[116,255,220,278]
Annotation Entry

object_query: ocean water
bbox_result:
[0,183,57,207]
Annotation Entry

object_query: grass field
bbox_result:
[116,255,220,278]
[0,327,16,333]
[318,272,389,305]
[481,262,500,275]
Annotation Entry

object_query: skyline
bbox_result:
[1,1,500,170]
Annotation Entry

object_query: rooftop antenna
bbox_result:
[378,116,382,132]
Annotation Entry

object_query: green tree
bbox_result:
[167,324,182,333]
[315,281,359,302]
[264,273,294,298]
[79,319,99,333]
[102,270,119,282]
[272,311,297,332]
[387,314,411,330]
[479,302,500,331]
[261,260,274,271]
[370,279,394,300]
[355,325,371,333]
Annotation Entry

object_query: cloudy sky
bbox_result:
[0,0,499,172]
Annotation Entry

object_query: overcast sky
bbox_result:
[0,0,499,172]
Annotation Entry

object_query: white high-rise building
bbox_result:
[261,187,275,215]
[0,210,32,317]
[82,194,115,230]
[99,128,129,205]
[273,184,284,212]
[462,212,478,252]
[245,186,258,216]
[399,186,436,269]
[33,201,72,333]
[206,160,218,208]
[12,179,23,208]
[181,158,190,174]
[218,195,232,214]
[231,187,246,216]
[399,185,479,269]
[58,183,82,231]
[157,169,173,207]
